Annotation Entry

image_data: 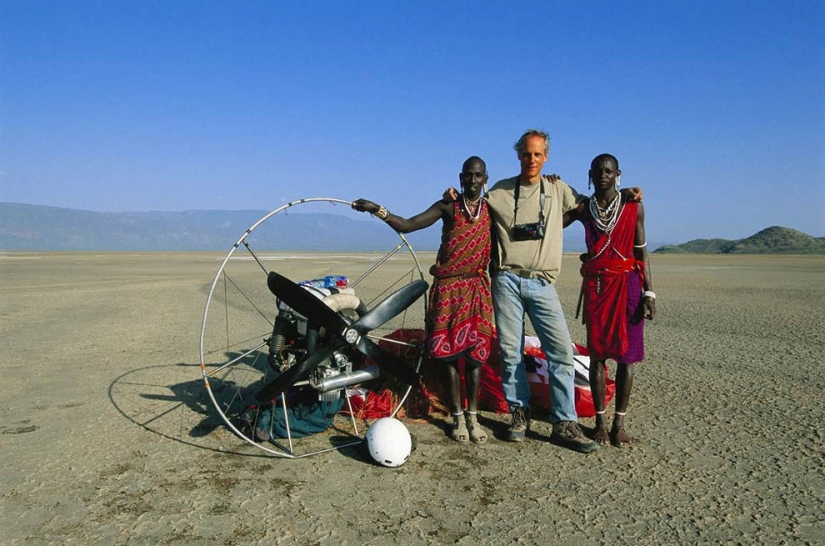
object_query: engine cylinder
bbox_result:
[268,313,292,369]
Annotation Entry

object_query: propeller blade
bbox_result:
[267,272,348,335]
[352,279,429,333]
[255,344,339,403]
[355,336,418,386]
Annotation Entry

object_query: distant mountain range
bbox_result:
[1,202,590,252]
[654,226,825,254]
[0,202,419,252]
[3,203,817,254]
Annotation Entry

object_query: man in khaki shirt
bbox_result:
[487,129,598,452]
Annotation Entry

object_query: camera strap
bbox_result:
[513,177,546,226]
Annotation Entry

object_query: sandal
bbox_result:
[465,411,488,444]
[451,412,469,442]
[592,411,610,446]
[610,427,632,448]
[610,411,631,447]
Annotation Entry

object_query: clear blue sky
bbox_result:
[1,1,823,244]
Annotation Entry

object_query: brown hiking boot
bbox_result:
[506,407,530,442]
[551,421,599,453]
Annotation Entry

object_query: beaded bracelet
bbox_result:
[643,290,656,300]
[373,206,391,221]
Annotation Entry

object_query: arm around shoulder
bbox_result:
[563,200,585,228]
[558,178,587,212]
[621,186,643,202]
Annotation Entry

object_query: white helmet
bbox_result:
[365,417,412,468]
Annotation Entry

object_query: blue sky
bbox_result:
[1,1,823,245]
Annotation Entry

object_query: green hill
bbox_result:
[655,226,825,254]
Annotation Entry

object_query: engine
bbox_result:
[267,277,377,402]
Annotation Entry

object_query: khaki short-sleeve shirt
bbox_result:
[486,175,582,283]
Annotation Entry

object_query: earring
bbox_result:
[482,182,489,197]
[588,177,592,190]
[616,175,621,189]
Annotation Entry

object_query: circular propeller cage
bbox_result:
[198,198,428,458]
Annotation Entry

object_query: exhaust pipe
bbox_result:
[312,365,381,392]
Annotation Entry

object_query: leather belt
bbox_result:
[501,268,544,279]
[434,270,487,280]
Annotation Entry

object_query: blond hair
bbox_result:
[514,129,550,156]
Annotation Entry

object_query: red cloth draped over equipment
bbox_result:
[524,340,615,418]
[350,329,611,419]
[348,328,509,419]
[580,201,644,360]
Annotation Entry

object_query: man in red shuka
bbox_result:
[352,156,494,444]
[565,153,656,447]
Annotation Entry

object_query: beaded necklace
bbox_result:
[589,192,622,234]
[587,191,624,261]
[462,194,483,223]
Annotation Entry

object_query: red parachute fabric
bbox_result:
[343,329,613,419]
[341,328,509,419]
[524,338,616,417]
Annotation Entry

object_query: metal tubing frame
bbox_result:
[198,197,426,458]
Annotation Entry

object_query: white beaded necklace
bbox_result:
[589,192,622,233]
[462,194,483,223]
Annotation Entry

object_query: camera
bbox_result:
[513,221,545,241]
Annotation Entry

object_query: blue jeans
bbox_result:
[492,271,578,423]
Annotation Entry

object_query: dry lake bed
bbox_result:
[1,251,823,544]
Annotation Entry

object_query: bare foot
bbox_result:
[593,426,611,446]
[610,426,631,447]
